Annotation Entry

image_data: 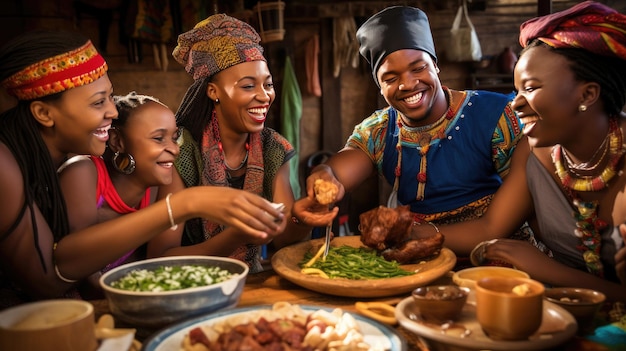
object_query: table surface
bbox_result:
[90,269,606,351]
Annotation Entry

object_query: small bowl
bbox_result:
[452,266,530,290]
[0,300,97,351]
[544,287,605,335]
[100,256,248,329]
[412,285,470,323]
[475,277,545,341]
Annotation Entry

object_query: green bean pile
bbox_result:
[300,245,414,280]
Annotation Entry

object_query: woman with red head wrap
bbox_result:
[411,1,626,311]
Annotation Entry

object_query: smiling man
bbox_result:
[294,6,546,268]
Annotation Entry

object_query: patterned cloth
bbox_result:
[519,0,626,60]
[175,123,295,273]
[1,41,107,100]
[348,90,520,214]
[172,13,265,80]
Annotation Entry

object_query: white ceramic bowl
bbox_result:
[99,256,248,328]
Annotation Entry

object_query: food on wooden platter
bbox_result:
[359,205,444,264]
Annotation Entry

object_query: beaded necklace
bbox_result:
[551,117,625,277]
[552,118,623,192]
[211,110,250,174]
[394,87,455,200]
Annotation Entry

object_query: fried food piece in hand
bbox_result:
[313,179,338,205]
[359,205,413,251]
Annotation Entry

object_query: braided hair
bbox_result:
[175,77,216,143]
[0,30,90,271]
[524,40,626,116]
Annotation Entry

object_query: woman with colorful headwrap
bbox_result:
[412,1,626,307]
[147,14,321,273]
[0,30,286,308]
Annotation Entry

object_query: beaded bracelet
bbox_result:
[165,193,178,231]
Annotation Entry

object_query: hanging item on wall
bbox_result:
[447,0,483,62]
[254,1,285,43]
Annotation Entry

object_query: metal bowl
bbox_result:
[99,256,248,328]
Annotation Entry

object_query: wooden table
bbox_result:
[90,269,608,351]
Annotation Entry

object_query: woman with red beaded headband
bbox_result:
[0,30,288,307]
[411,1,626,308]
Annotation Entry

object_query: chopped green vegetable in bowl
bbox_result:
[99,256,248,328]
[109,265,236,292]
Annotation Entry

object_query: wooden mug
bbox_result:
[0,299,97,351]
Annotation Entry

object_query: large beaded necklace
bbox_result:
[551,117,625,277]
[393,87,455,201]
[552,118,623,192]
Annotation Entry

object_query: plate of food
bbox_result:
[395,296,577,350]
[271,235,456,298]
[142,302,407,351]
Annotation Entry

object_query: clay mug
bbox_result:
[0,299,98,351]
[475,276,545,341]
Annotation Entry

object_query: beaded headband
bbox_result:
[1,40,108,101]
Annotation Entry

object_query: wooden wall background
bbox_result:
[1,0,623,232]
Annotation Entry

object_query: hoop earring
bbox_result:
[113,151,136,175]
[578,104,587,112]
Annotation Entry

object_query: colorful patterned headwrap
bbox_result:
[1,40,107,101]
[357,6,437,87]
[172,14,265,81]
[519,1,626,60]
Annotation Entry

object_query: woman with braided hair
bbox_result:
[0,31,286,308]
[147,14,326,273]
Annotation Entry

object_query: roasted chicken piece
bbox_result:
[359,205,444,264]
[359,205,413,251]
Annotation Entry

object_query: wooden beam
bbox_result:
[319,18,343,153]
[537,0,552,15]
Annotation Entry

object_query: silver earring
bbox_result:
[215,98,219,104]
[579,104,587,112]
[113,151,136,175]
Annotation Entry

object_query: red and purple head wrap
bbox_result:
[172,14,265,81]
[519,1,626,60]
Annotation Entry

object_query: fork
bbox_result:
[322,224,332,259]
[322,205,332,259]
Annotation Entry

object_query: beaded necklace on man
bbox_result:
[393,87,455,201]
[551,117,625,277]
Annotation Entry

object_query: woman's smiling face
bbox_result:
[210,60,275,135]
[43,74,117,157]
[512,44,586,148]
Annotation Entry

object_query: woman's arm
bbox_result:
[419,138,536,255]
[146,169,284,258]
[486,238,626,303]
[0,144,72,299]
